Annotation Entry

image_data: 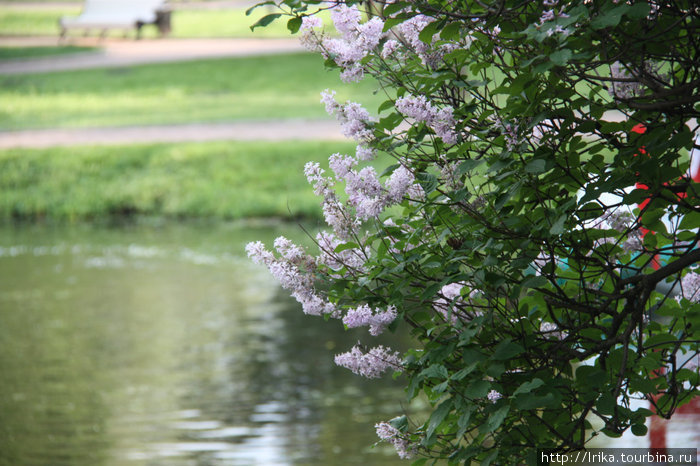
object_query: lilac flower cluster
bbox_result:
[246,239,338,317]
[487,389,503,402]
[321,90,376,160]
[396,14,459,68]
[315,5,385,82]
[539,321,568,340]
[592,209,643,254]
[334,344,403,378]
[438,155,463,191]
[609,62,643,100]
[433,282,471,324]
[305,161,358,239]
[395,94,458,145]
[315,230,367,273]
[307,104,424,225]
[537,0,571,37]
[375,421,416,459]
[680,271,700,303]
[343,304,397,336]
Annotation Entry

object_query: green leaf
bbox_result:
[465,379,490,398]
[513,378,544,396]
[522,275,547,289]
[597,392,616,415]
[591,5,627,29]
[334,241,359,253]
[457,158,484,175]
[418,20,440,44]
[426,399,452,441]
[287,16,302,33]
[483,405,509,433]
[631,423,648,436]
[382,1,409,17]
[389,415,409,431]
[549,49,572,67]
[417,172,439,194]
[549,215,567,235]
[421,364,449,380]
[525,159,546,174]
[679,211,700,230]
[246,1,276,16]
[514,392,555,409]
[492,340,524,360]
[440,22,462,41]
[250,13,282,31]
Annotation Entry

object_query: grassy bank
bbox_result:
[0,53,382,130]
[0,140,357,221]
[0,45,96,60]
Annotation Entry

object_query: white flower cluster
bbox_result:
[395,94,458,145]
[334,344,403,378]
[395,14,459,68]
[343,304,397,336]
[375,421,417,459]
[246,238,338,317]
[539,321,568,340]
[433,282,479,325]
[321,89,376,161]
[487,389,503,402]
[679,270,700,303]
[301,5,385,83]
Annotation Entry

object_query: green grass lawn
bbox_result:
[0,53,384,130]
[0,45,97,60]
[0,7,314,39]
[0,140,358,221]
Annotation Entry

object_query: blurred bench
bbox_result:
[59,0,172,40]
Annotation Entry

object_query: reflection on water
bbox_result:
[0,221,408,465]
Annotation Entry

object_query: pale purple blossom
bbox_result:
[321,91,376,143]
[381,39,400,60]
[320,89,340,115]
[319,5,385,82]
[340,65,365,83]
[487,390,503,402]
[246,240,338,317]
[395,94,457,145]
[540,321,568,340]
[316,230,368,272]
[356,144,376,161]
[385,165,416,203]
[245,241,274,266]
[356,17,385,51]
[396,14,458,67]
[273,236,307,265]
[334,344,403,378]
[304,161,358,238]
[343,304,397,335]
[680,271,700,303]
[609,62,642,99]
[433,282,474,324]
[300,15,323,31]
[375,421,417,459]
[328,152,357,179]
[330,4,362,39]
[439,155,462,190]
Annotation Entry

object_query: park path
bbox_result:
[0,37,305,74]
[0,121,344,149]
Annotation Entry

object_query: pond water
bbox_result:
[1,221,697,464]
[0,221,409,466]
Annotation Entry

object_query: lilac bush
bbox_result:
[248,0,700,463]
